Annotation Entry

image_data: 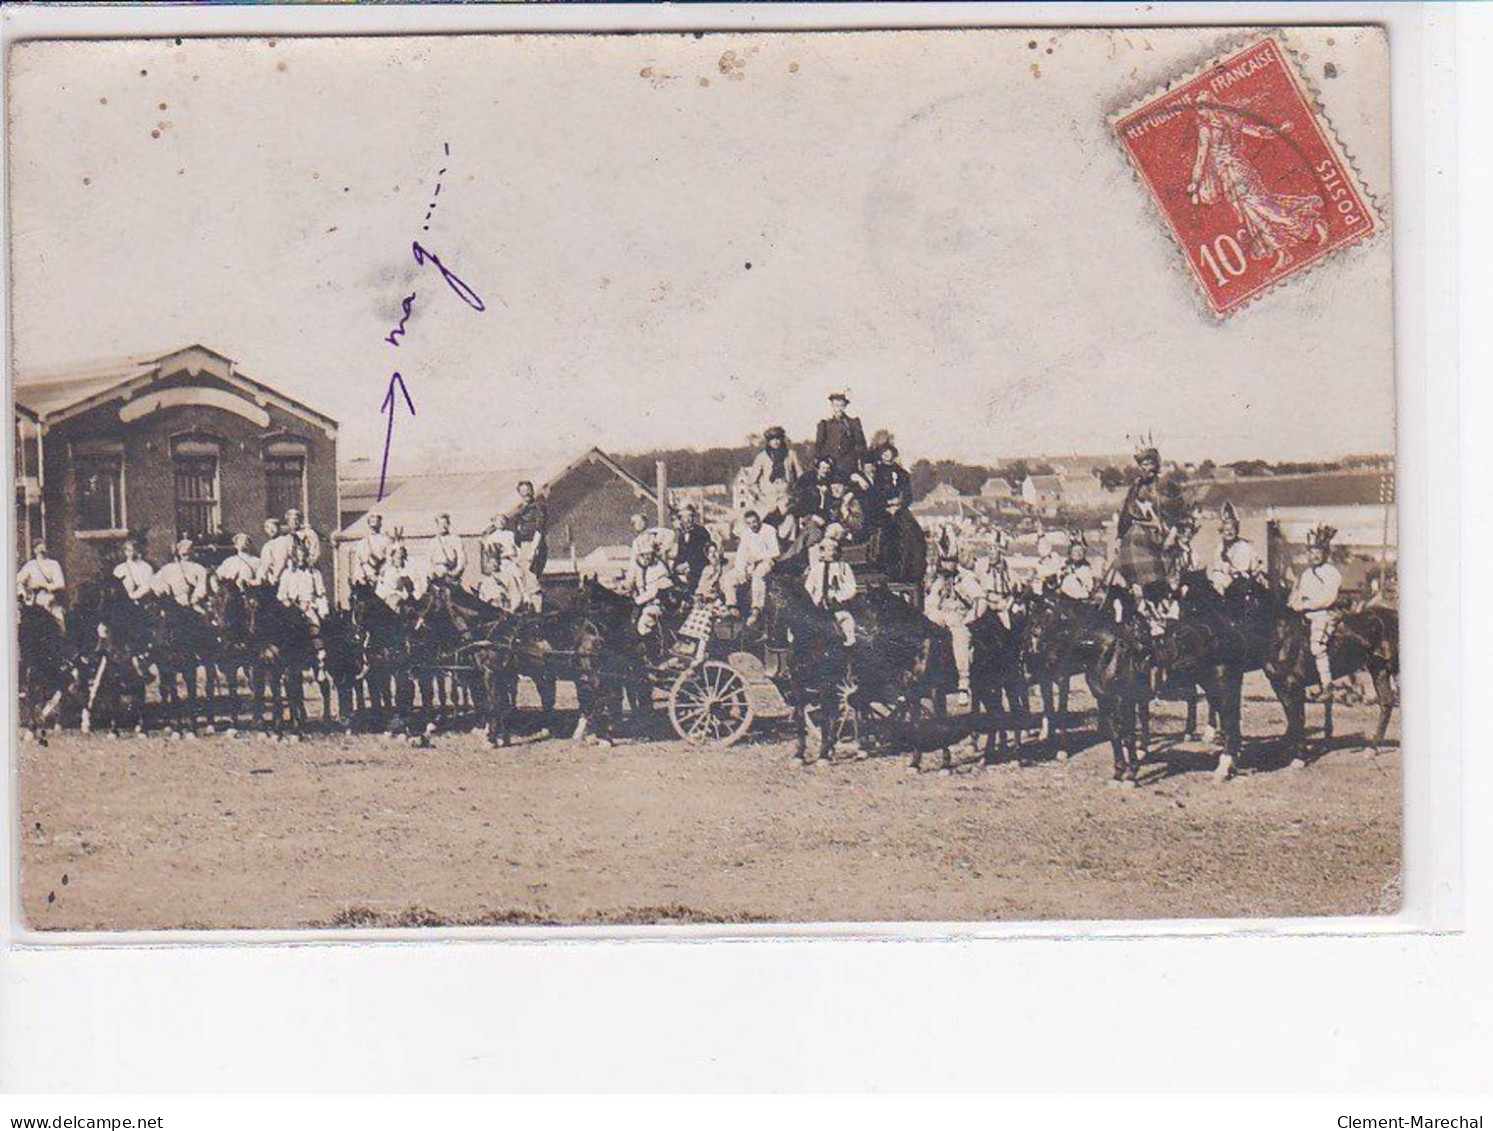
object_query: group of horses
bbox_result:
[14,570,679,749]
[16,557,1398,786]
[753,554,1398,782]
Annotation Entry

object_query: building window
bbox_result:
[76,454,124,532]
[173,451,220,539]
[265,454,306,521]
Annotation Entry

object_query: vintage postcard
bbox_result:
[7,28,1398,932]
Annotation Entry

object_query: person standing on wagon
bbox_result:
[814,391,867,478]
[508,479,549,578]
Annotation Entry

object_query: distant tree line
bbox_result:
[614,438,1391,499]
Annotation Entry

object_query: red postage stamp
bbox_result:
[1112,35,1377,317]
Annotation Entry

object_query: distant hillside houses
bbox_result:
[1021,474,1063,516]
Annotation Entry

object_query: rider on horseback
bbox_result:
[1111,444,1171,623]
[152,539,211,611]
[352,512,393,586]
[259,518,295,586]
[973,529,1016,629]
[17,540,67,628]
[215,533,261,589]
[1290,524,1346,702]
[277,541,330,680]
[426,512,467,582]
[376,542,423,612]
[113,538,156,602]
[1208,501,1265,601]
[1056,532,1099,605]
[925,547,986,706]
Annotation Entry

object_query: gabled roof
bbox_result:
[13,344,337,434]
[336,447,658,541]
[1026,474,1062,493]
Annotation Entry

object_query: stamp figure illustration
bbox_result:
[1113,36,1377,317]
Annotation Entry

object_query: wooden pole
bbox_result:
[1378,469,1393,593]
[655,459,669,526]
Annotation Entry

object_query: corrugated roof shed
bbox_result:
[1194,470,1391,511]
[336,447,657,542]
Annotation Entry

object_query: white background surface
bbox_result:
[0,1,1486,1094]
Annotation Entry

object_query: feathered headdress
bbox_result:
[1307,523,1338,550]
[1066,529,1087,550]
[1220,500,1239,526]
[1131,430,1159,465]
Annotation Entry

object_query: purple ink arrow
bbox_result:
[378,371,416,502]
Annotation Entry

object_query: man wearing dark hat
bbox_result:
[814,391,867,478]
[793,454,839,526]
[873,443,912,506]
[743,426,803,531]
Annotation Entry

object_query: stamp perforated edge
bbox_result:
[1106,27,1388,321]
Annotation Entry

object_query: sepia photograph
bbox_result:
[8,26,1401,933]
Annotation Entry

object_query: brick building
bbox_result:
[14,344,339,589]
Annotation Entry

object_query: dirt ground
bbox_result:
[17,675,1401,931]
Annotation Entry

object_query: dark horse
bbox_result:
[1155,573,1398,777]
[405,578,487,728]
[759,565,852,764]
[1083,617,1156,786]
[347,581,410,727]
[68,578,151,735]
[471,577,654,748]
[760,566,956,768]
[1263,599,1399,768]
[208,581,262,729]
[1021,593,1102,760]
[967,601,1036,765]
[17,603,77,743]
[142,594,221,734]
[244,589,321,736]
[1150,571,1256,781]
[567,577,656,744]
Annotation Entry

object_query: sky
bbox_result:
[8,27,1394,475]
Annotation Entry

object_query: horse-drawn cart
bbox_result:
[661,547,920,751]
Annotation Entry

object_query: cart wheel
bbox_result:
[804,669,863,753]
[668,660,755,747]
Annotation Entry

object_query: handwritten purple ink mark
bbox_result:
[411,241,485,311]
[384,291,417,347]
[378,373,416,501]
[374,141,489,498]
